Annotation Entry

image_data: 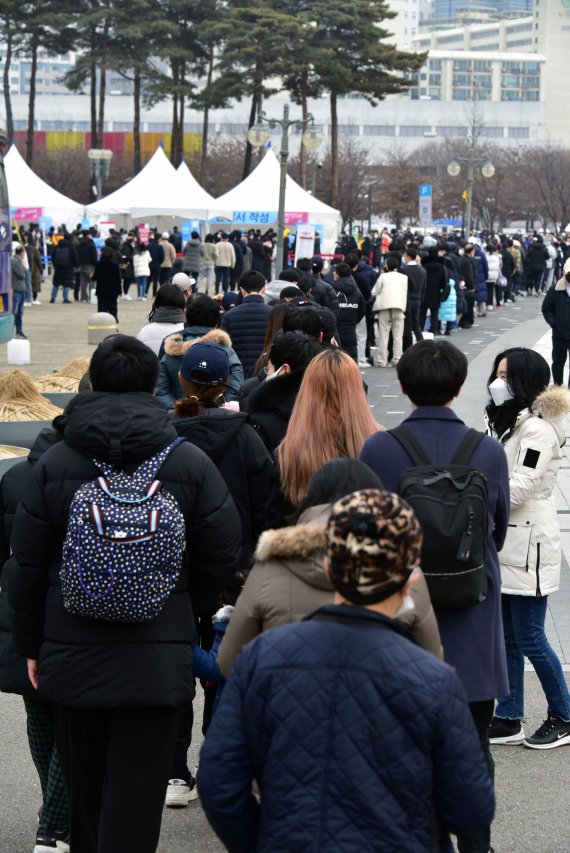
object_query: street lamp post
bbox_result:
[247,105,323,273]
[447,152,494,238]
[87,148,113,200]
[367,181,378,235]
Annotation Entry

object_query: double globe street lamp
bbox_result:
[248,105,323,273]
[447,153,495,238]
[87,148,113,200]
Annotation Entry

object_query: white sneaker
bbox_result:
[358,360,370,369]
[122,294,132,301]
[33,834,70,852]
[24,301,32,307]
[32,299,41,305]
[165,778,199,808]
[487,304,493,311]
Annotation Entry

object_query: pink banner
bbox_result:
[12,206,43,221]
[284,211,307,226]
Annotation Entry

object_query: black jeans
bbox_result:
[529,269,544,294]
[456,699,494,853]
[54,705,180,853]
[408,298,423,342]
[420,303,439,335]
[552,336,570,385]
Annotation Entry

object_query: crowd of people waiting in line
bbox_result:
[3,221,570,853]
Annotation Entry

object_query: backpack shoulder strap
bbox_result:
[142,436,187,483]
[388,426,432,466]
[450,428,485,466]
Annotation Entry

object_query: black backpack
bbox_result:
[53,245,70,268]
[389,426,489,612]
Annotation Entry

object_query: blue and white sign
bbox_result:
[181,221,193,243]
[38,216,53,231]
[233,210,277,225]
[419,185,432,227]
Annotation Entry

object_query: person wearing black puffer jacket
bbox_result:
[332,262,365,362]
[243,331,322,454]
[421,245,449,335]
[8,335,242,853]
[1,427,71,853]
[221,270,272,376]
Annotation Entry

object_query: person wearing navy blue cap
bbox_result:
[170,340,272,799]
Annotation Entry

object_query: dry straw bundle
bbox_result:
[0,369,63,421]
[34,357,90,392]
[0,444,28,460]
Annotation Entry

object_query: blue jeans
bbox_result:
[495,594,570,721]
[25,270,33,302]
[215,266,230,294]
[136,276,147,298]
[51,284,70,302]
[12,290,25,334]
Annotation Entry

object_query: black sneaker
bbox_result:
[488,716,525,745]
[524,715,570,750]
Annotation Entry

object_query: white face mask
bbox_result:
[489,377,514,407]
[394,593,415,620]
[266,365,285,382]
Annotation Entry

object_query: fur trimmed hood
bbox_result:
[256,522,326,562]
[254,505,333,590]
[164,328,232,357]
[532,385,570,421]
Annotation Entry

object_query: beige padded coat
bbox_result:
[217,504,443,678]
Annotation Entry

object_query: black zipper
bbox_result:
[536,542,541,596]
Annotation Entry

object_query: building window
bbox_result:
[508,127,530,139]
[338,125,359,136]
[399,126,430,137]
[437,126,468,137]
[480,127,504,138]
[429,59,442,71]
[362,125,396,136]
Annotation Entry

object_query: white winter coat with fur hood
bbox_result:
[498,386,570,596]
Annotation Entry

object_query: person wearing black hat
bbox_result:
[168,341,272,803]
[198,488,495,853]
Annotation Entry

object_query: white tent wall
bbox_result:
[86,148,214,222]
[210,150,341,254]
[4,145,84,230]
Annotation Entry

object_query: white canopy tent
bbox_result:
[86,147,213,224]
[5,144,84,230]
[210,150,341,252]
[175,162,215,216]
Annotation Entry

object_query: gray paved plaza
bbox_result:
[1,292,570,852]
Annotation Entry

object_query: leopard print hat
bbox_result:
[326,488,422,605]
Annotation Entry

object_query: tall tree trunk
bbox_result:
[299,73,308,190]
[171,60,180,165]
[133,66,141,173]
[25,32,38,166]
[177,62,185,164]
[242,90,258,180]
[199,46,214,185]
[330,91,339,208]
[89,26,98,148]
[90,61,98,148]
[97,19,110,143]
[3,29,14,144]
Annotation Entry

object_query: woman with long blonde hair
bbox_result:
[277,348,383,511]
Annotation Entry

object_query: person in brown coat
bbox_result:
[217,458,442,677]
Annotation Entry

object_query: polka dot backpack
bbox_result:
[61,437,186,623]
